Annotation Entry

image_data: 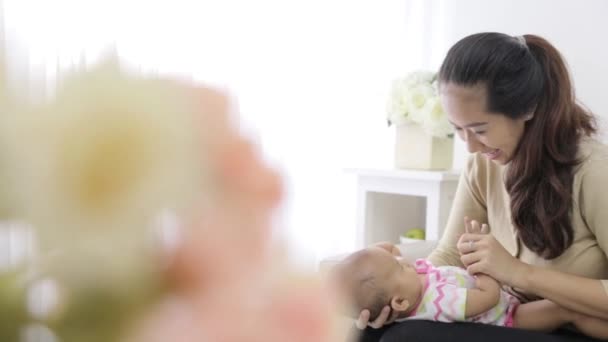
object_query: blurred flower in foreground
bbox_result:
[0,269,28,342]
[0,59,348,342]
[0,49,18,220]
[4,63,203,253]
[132,235,349,342]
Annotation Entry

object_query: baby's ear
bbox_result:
[390,297,410,312]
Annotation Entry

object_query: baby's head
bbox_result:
[331,247,423,321]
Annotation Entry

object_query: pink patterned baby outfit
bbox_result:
[396,259,520,327]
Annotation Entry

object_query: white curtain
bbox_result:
[1,0,446,266]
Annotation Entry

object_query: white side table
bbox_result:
[347,168,460,248]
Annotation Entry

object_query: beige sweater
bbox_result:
[428,138,608,302]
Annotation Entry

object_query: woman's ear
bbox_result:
[390,296,410,312]
[523,108,536,121]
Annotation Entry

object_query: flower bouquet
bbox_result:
[386,71,454,170]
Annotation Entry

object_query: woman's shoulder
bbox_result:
[573,138,608,195]
[577,138,608,175]
[579,137,608,158]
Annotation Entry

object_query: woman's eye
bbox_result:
[474,131,486,135]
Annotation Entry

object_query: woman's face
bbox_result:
[439,83,530,165]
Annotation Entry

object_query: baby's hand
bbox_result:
[457,217,489,256]
[474,273,501,293]
[464,216,489,235]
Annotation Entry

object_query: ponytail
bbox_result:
[506,35,596,258]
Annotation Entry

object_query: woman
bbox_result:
[356,32,608,341]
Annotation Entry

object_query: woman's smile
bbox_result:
[483,149,502,160]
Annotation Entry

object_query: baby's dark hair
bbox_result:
[330,250,391,321]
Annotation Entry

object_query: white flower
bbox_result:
[386,71,453,138]
[419,97,453,138]
[3,63,205,254]
[401,71,436,87]
[403,82,435,125]
[386,78,411,125]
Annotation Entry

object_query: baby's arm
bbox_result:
[465,274,501,318]
[371,242,401,256]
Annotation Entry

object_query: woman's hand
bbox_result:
[355,306,399,330]
[457,218,528,286]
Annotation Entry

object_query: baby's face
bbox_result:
[366,247,422,308]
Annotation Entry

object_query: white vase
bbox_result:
[394,123,454,170]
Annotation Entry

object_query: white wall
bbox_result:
[4,0,606,263]
[430,0,608,169]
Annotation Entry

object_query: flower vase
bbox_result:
[394,123,453,170]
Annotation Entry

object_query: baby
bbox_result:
[331,243,608,339]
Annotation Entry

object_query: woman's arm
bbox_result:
[460,233,608,320]
[520,155,608,319]
[460,150,608,320]
[428,156,488,267]
[515,265,608,320]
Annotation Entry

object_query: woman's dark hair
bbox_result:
[438,32,596,259]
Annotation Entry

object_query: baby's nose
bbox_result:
[396,257,411,266]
